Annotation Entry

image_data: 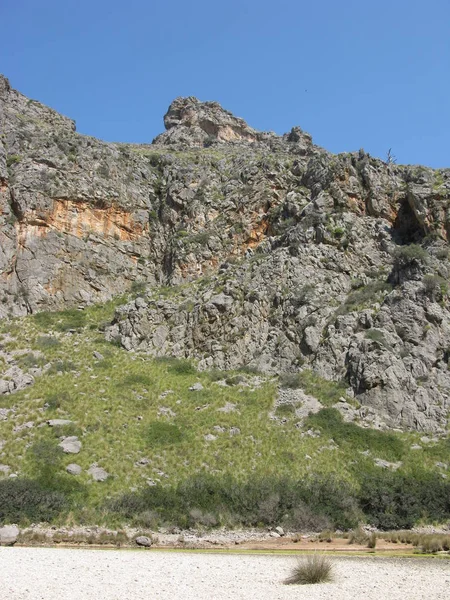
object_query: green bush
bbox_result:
[48,360,76,374]
[33,309,86,332]
[275,403,296,416]
[339,281,392,313]
[394,244,429,266]
[305,408,404,460]
[35,336,61,349]
[358,470,450,530]
[6,154,22,167]
[120,374,152,388]
[0,478,68,523]
[106,473,360,530]
[145,422,184,446]
[160,358,197,375]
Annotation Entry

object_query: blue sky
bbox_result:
[1,0,449,167]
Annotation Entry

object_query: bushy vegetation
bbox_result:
[338,280,392,314]
[107,473,360,529]
[358,470,450,529]
[394,244,429,267]
[0,478,68,523]
[306,409,404,460]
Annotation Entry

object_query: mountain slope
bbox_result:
[1,76,449,434]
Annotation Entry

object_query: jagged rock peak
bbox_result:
[153,96,260,147]
[153,95,314,150]
[164,96,258,138]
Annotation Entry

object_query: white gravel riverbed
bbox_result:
[1,547,449,600]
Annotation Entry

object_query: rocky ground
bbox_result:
[1,548,449,600]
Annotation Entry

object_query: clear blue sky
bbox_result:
[2,0,449,167]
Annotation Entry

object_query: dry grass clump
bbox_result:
[284,555,334,585]
[382,531,450,553]
[317,529,334,543]
[348,526,369,545]
[420,535,450,554]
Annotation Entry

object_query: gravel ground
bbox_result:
[1,547,449,600]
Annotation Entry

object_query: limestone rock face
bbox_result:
[1,74,450,433]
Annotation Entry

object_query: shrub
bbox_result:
[16,352,46,369]
[393,244,428,267]
[339,281,392,313]
[284,555,334,585]
[48,360,76,374]
[145,422,184,445]
[275,403,296,417]
[35,336,60,349]
[367,532,377,548]
[0,478,68,523]
[358,470,450,530]
[120,374,152,388]
[6,154,21,167]
[423,274,448,300]
[305,408,404,460]
[154,356,197,375]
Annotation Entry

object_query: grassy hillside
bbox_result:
[0,296,449,530]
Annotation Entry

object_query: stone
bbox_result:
[0,464,11,474]
[275,526,285,536]
[47,419,73,427]
[374,458,403,471]
[88,465,109,482]
[0,525,19,546]
[66,463,82,475]
[93,351,104,360]
[59,437,82,454]
[135,535,152,547]
[189,382,204,392]
[269,531,280,538]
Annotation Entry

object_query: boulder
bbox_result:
[66,463,82,475]
[135,536,152,547]
[88,465,109,482]
[58,437,82,454]
[0,525,19,546]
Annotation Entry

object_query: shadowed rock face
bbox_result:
[1,74,450,432]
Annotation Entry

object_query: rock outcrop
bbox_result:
[1,74,450,433]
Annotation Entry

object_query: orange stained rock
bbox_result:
[16,198,147,246]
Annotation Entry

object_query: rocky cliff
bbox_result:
[1,75,449,433]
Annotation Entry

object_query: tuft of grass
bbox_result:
[348,526,369,545]
[284,555,334,585]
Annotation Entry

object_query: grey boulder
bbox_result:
[135,536,152,547]
[58,437,82,454]
[0,525,19,546]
